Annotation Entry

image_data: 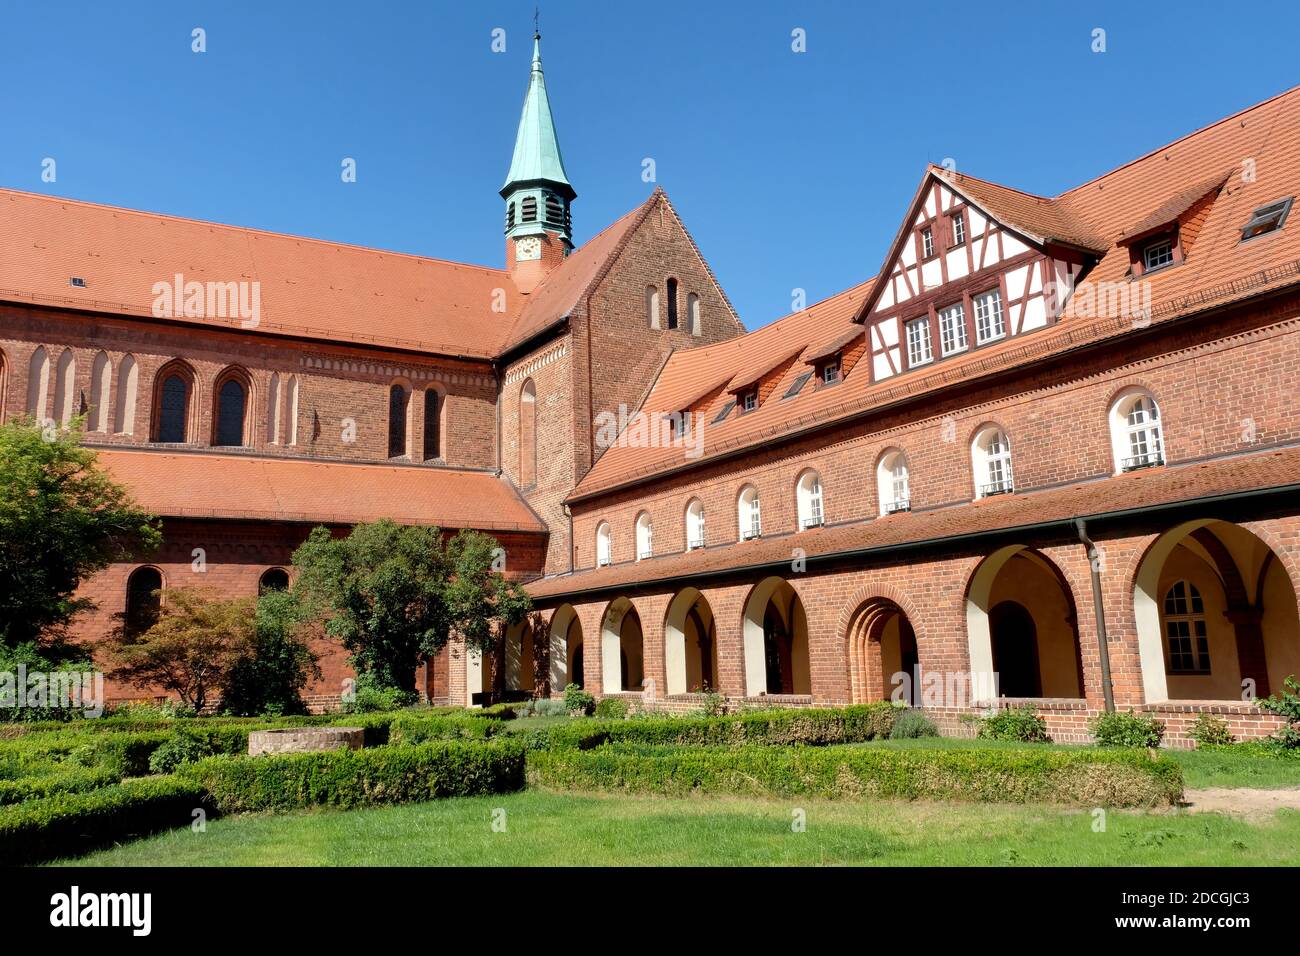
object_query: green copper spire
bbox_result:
[502,32,575,246]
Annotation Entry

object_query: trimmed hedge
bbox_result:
[388,713,503,745]
[182,739,526,813]
[523,703,899,751]
[526,743,1184,808]
[0,776,208,865]
[0,766,122,805]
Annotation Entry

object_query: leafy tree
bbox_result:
[107,588,255,712]
[219,589,321,716]
[291,520,530,694]
[0,417,160,658]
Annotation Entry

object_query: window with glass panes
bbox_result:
[906,317,932,366]
[1164,580,1210,673]
[973,289,1005,344]
[939,303,967,355]
[1125,396,1163,466]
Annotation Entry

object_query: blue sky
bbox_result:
[1,0,1296,330]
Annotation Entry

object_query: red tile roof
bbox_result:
[571,87,1300,502]
[533,443,1300,598]
[93,447,546,533]
[0,187,661,361]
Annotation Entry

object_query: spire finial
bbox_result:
[533,6,540,40]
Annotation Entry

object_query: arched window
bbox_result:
[286,376,299,445]
[89,351,112,432]
[687,292,701,336]
[972,426,1014,498]
[646,286,660,330]
[53,349,76,426]
[424,388,443,461]
[113,355,138,435]
[259,568,290,595]
[521,196,538,222]
[388,383,410,458]
[26,346,50,418]
[666,278,679,330]
[877,449,910,515]
[635,512,653,561]
[518,379,536,487]
[596,522,612,567]
[1109,389,1164,472]
[686,499,706,550]
[796,470,824,529]
[266,372,281,444]
[124,567,163,637]
[738,485,762,540]
[153,364,194,443]
[1162,580,1210,673]
[213,371,249,447]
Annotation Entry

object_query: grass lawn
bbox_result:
[62,789,1300,867]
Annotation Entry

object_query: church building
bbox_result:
[3,38,1299,742]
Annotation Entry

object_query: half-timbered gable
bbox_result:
[855,169,1106,382]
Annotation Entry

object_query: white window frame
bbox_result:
[939,303,968,356]
[1108,388,1164,473]
[921,226,934,258]
[906,316,933,367]
[596,522,612,567]
[635,512,653,561]
[686,499,706,550]
[972,427,1014,498]
[1143,239,1174,271]
[738,486,762,540]
[796,471,824,529]
[876,450,910,515]
[741,390,757,413]
[973,289,1005,344]
[952,211,966,245]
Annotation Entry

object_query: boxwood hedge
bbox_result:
[0,776,209,865]
[526,742,1184,808]
[520,702,899,751]
[181,738,526,813]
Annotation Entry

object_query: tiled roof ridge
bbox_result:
[0,186,511,277]
[1055,86,1300,200]
[652,188,746,333]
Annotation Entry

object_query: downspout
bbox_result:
[563,502,574,575]
[1074,518,1115,712]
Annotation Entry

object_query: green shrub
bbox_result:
[563,684,595,716]
[593,697,630,720]
[526,742,1183,808]
[1091,710,1165,748]
[182,739,525,813]
[977,705,1051,743]
[148,729,215,773]
[1258,676,1300,750]
[341,673,417,714]
[537,703,898,751]
[0,766,121,805]
[697,689,727,717]
[388,712,501,744]
[890,709,939,739]
[514,698,569,718]
[1188,713,1235,748]
[0,776,208,865]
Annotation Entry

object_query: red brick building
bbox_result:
[3,40,1299,741]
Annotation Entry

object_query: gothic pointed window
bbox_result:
[125,567,163,637]
[153,363,195,443]
[213,373,249,447]
[518,379,536,487]
[388,383,410,458]
[666,278,679,330]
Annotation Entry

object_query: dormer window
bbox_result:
[712,399,736,424]
[669,411,689,439]
[740,390,758,413]
[921,226,935,259]
[1240,197,1293,241]
[1143,238,1174,272]
[820,357,841,385]
[952,211,966,246]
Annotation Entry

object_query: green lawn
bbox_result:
[62,790,1300,867]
